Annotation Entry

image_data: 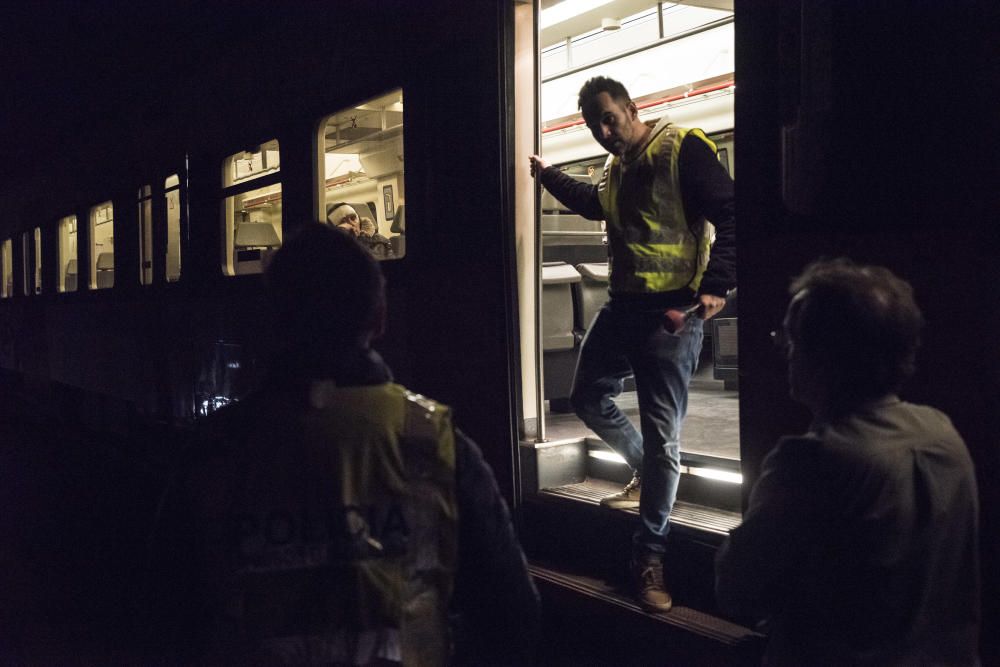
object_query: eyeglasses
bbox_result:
[770,328,791,354]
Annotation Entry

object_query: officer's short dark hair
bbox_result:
[789,258,924,399]
[266,222,384,356]
[577,76,632,112]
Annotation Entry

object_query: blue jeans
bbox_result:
[570,302,704,554]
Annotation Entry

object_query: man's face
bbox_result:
[583,92,640,156]
[337,214,360,236]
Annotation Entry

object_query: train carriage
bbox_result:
[0,1,996,663]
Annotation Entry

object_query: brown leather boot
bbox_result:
[631,551,672,612]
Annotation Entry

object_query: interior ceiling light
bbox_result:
[540,0,614,30]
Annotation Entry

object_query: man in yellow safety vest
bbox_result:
[530,75,735,612]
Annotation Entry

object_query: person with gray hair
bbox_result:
[715,258,980,666]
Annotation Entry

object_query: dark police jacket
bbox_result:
[146,349,539,665]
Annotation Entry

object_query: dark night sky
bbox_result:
[0,2,266,183]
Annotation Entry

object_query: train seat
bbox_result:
[65,259,77,291]
[389,205,405,256]
[543,262,582,412]
[542,262,581,351]
[234,223,281,249]
[234,223,281,274]
[96,252,114,288]
[390,204,405,235]
[573,262,609,331]
[389,234,404,257]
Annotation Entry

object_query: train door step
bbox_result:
[522,478,743,623]
[538,477,742,542]
[530,562,765,665]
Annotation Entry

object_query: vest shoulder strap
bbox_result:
[401,390,456,471]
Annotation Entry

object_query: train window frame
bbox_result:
[165,173,182,282]
[138,185,154,285]
[58,215,78,293]
[89,201,115,290]
[0,238,12,298]
[221,139,282,276]
[316,88,405,261]
[21,233,28,296]
[21,231,33,296]
[33,228,42,295]
[20,228,42,296]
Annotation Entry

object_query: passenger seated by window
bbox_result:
[715,258,980,666]
[145,223,538,665]
[359,216,395,260]
[327,202,360,236]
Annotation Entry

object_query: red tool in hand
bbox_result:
[663,303,704,334]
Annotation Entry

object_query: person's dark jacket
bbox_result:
[716,397,980,666]
[142,349,539,665]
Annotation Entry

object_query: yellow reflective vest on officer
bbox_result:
[596,118,717,295]
[199,382,458,666]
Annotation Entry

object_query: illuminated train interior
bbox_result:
[0,0,995,663]
[522,0,740,498]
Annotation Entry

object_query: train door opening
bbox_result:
[514,1,740,524]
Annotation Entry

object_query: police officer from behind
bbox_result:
[529,75,735,612]
[152,223,539,664]
[716,259,980,665]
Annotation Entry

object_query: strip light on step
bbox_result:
[589,449,628,464]
[686,466,743,484]
[587,449,743,484]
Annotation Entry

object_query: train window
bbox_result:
[58,215,78,293]
[138,185,153,285]
[165,174,182,282]
[318,89,404,260]
[222,140,282,276]
[0,238,11,298]
[1,238,12,298]
[89,201,114,290]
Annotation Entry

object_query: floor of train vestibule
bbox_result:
[544,366,740,462]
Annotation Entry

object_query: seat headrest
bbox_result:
[390,205,405,234]
[96,253,115,270]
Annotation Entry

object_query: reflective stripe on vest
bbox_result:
[212,382,458,666]
[596,121,716,294]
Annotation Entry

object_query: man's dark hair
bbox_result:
[577,76,632,112]
[789,258,924,401]
[265,222,384,376]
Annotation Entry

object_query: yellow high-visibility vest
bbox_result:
[199,382,458,666]
[596,118,716,294]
